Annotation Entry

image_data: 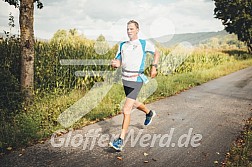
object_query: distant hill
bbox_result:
[107,30,232,47]
[151,30,231,47]
[1,30,243,49]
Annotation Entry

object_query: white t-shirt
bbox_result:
[115,39,155,82]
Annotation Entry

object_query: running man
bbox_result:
[109,20,160,151]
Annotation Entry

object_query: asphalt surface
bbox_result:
[1,66,252,167]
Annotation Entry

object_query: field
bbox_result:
[0,33,251,155]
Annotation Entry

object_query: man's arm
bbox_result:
[112,43,123,68]
[150,50,160,78]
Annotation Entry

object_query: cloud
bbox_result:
[0,0,224,40]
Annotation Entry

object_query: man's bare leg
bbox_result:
[120,98,135,139]
[134,100,150,114]
[134,100,156,126]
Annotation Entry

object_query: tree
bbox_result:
[69,28,79,37]
[51,29,68,42]
[51,29,82,43]
[97,34,106,42]
[4,0,43,103]
[95,34,110,55]
[213,0,252,53]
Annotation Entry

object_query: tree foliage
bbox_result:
[213,0,252,53]
[97,34,106,41]
[4,0,43,9]
[50,29,91,45]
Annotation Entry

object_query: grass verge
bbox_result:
[222,117,252,166]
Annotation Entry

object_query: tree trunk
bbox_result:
[19,0,35,103]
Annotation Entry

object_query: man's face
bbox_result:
[127,23,138,40]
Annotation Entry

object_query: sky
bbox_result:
[0,0,224,41]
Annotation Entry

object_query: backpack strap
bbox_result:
[139,39,146,53]
[120,41,126,52]
[115,41,126,60]
[138,39,147,73]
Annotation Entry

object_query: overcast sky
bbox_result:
[0,0,224,41]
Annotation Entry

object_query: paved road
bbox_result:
[1,67,252,167]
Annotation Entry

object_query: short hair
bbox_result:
[127,20,139,29]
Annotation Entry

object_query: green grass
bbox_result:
[0,50,252,155]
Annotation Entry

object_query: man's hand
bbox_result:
[150,66,157,78]
[111,59,121,68]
